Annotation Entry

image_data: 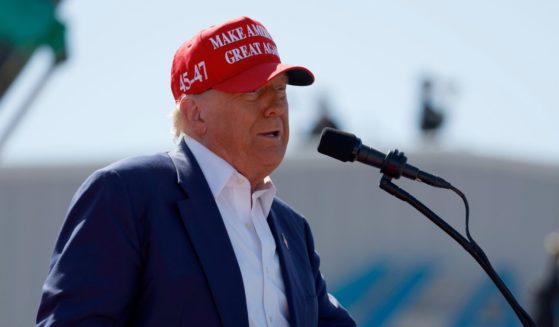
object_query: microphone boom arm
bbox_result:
[379,173,535,327]
[317,127,535,325]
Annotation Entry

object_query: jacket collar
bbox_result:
[267,204,311,327]
[168,139,249,327]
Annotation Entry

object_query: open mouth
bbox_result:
[259,130,281,138]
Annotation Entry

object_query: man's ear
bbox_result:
[179,95,206,136]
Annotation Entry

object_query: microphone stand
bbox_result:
[377,151,535,327]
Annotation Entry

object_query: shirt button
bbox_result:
[268,315,273,323]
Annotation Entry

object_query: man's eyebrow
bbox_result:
[270,77,287,88]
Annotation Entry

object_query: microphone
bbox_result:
[317,127,451,189]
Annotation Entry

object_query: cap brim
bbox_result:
[212,62,314,93]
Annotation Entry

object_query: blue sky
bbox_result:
[1,0,558,166]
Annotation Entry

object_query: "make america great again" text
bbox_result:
[209,23,279,64]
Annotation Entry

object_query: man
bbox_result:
[37,16,355,326]
[534,232,559,326]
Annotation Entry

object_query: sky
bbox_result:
[0,0,558,167]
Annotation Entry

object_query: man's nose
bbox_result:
[262,89,287,117]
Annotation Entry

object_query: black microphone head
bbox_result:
[317,127,360,162]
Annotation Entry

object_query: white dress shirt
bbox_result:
[185,137,290,327]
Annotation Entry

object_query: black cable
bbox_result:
[448,185,534,326]
[449,185,474,243]
[380,175,535,326]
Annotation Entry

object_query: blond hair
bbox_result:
[170,95,188,141]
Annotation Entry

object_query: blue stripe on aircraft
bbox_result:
[333,261,388,309]
[361,264,434,327]
[450,268,519,327]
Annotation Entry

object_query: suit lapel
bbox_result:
[267,206,305,327]
[169,140,248,327]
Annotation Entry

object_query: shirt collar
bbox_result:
[252,176,276,215]
[185,136,236,199]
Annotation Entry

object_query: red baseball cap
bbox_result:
[171,16,314,99]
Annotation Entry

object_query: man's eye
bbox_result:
[247,90,260,96]
[275,85,287,98]
[243,88,263,100]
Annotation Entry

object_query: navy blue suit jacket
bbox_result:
[37,140,355,326]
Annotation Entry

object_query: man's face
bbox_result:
[195,74,289,187]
